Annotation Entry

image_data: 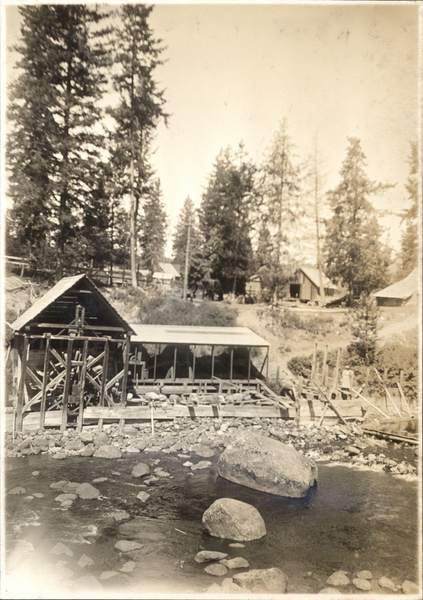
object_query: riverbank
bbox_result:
[3,418,420,599]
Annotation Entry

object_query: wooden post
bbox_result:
[16,335,29,433]
[211,346,215,381]
[119,335,131,433]
[153,345,159,380]
[330,347,341,399]
[39,335,51,431]
[399,369,404,388]
[98,338,110,432]
[397,382,412,416]
[322,344,328,387]
[61,338,74,431]
[276,365,280,387]
[266,347,269,381]
[173,346,177,382]
[310,342,317,381]
[77,340,89,432]
[248,347,252,384]
[230,348,234,382]
[192,346,196,383]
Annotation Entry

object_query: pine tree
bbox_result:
[259,119,303,302]
[199,145,258,297]
[108,4,168,288]
[7,5,109,279]
[399,142,418,276]
[138,179,168,278]
[172,196,202,289]
[324,138,392,302]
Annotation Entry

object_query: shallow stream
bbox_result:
[4,450,419,597]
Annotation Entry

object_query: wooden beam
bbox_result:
[230,348,233,383]
[211,346,215,381]
[16,335,29,432]
[247,347,251,384]
[99,338,110,407]
[61,338,74,431]
[77,340,89,432]
[173,346,177,382]
[39,335,51,431]
[119,335,131,432]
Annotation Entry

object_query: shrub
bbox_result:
[139,297,238,327]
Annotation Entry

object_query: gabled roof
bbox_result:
[11,274,134,334]
[300,267,338,290]
[158,262,180,277]
[130,324,270,347]
[373,267,419,300]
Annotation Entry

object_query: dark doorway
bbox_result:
[290,284,300,299]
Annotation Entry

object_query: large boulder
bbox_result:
[217,433,317,498]
[202,498,266,542]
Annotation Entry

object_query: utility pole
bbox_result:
[313,135,326,306]
[183,214,191,301]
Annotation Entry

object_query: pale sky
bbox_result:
[3,2,420,258]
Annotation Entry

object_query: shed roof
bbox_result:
[11,274,134,334]
[373,267,419,300]
[300,267,338,290]
[130,324,270,347]
[159,262,180,277]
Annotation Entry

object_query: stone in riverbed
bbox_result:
[112,510,130,522]
[115,540,143,552]
[194,551,228,563]
[76,483,100,499]
[8,486,26,495]
[50,542,73,556]
[33,493,44,499]
[136,491,150,502]
[191,460,212,471]
[100,571,119,580]
[378,576,396,590]
[353,577,372,591]
[402,580,419,594]
[356,570,373,579]
[77,554,94,568]
[80,444,95,457]
[132,462,150,477]
[50,480,68,490]
[55,493,77,502]
[220,557,249,569]
[52,452,67,460]
[205,563,228,577]
[93,445,121,459]
[202,498,266,542]
[326,571,350,586]
[121,561,136,573]
[217,433,317,498]
[233,567,288,593]
[319,588,341,594]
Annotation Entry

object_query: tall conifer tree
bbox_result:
[324,137,391,302]
[7,5,109,279]
[108,4,168,288]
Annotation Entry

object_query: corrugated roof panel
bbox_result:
[129,324,270,347]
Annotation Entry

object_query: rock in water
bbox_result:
[233,567,288,593]
[217,433,317,498]
[202,498,266,542]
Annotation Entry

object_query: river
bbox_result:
[3,450,419,598]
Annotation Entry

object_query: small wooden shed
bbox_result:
[286,267,338,302]
[373,268,418,307]
[10,274,134,432]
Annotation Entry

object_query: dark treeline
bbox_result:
[6,6,418,301]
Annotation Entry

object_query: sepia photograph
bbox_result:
[1,2,421,599]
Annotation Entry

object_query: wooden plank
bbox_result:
[39,335,51,431]
[83,405,287,420]
[61,338,74,431]
[16,335,29,432]
[26,366,43,389]
[25,368,66,410]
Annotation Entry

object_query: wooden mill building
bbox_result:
[8,274,288,432]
